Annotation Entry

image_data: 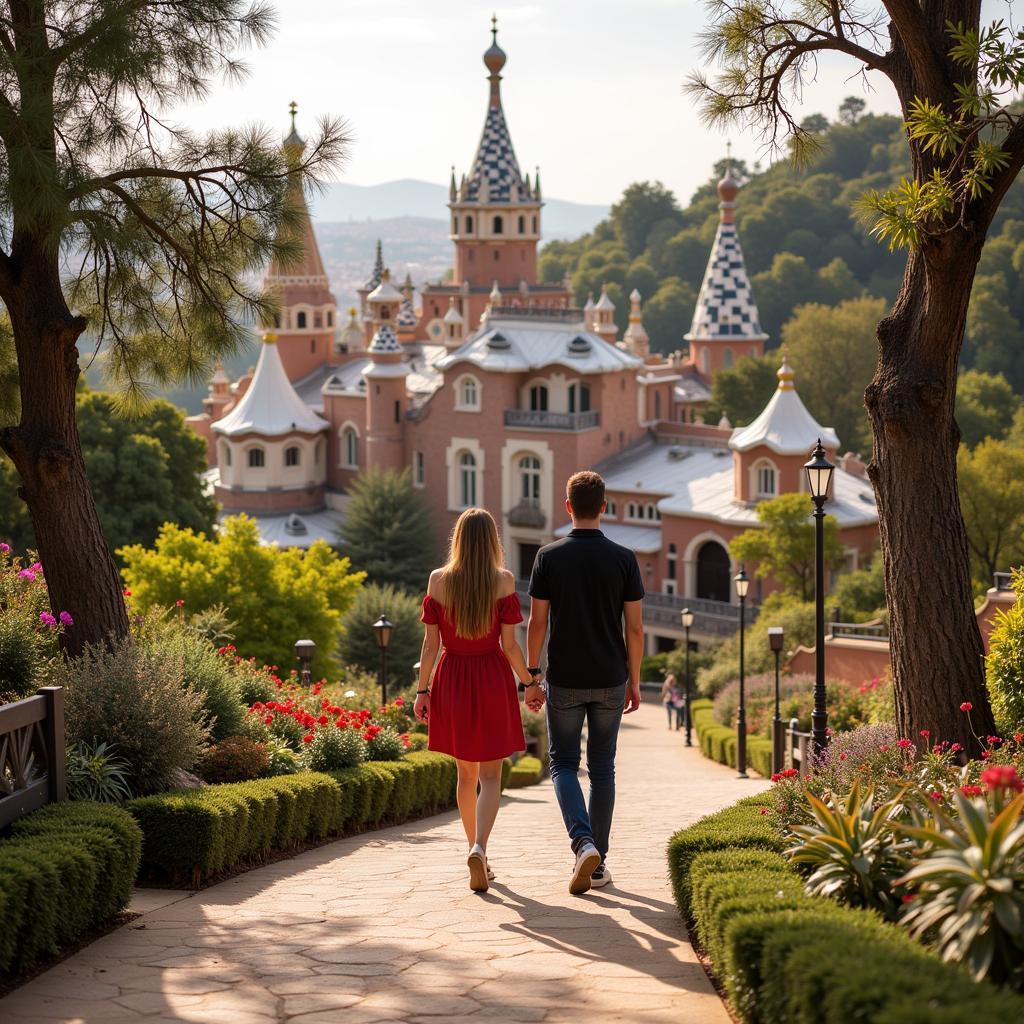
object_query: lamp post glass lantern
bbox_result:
[767,626,785,774]
[681,608,695,746]
[734,567,749,779]
[803,440,835,756]
[294,639,316,686]
[372,613,394,706]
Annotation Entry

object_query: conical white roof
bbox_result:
[213,334,328,438]
[729,353,839,454]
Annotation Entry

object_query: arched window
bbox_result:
[341,427,359,469]
[606,499,617,517]
[529,384,548,412]
[532,215,537,233]
[220,443,231,467]
[456,375,480,411]
[459,451,477,507]
[646,504,657,520]
[248,447,265,469]
[723,348,734,368]
[754,460,778,499]
[626,502,638,520]
[568,383,591,414]
[518,214,525,233]
[493,215,504,234]
[284,446,300,467]
[519,455,541,505]
[696,541,731,601]
[297,311,307,329]
[466,215,474,233]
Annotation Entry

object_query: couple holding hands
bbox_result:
[413,470,645,895]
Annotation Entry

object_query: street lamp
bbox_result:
[372,613,394,706]
[804,439,835,756]
[294,639,316,687]
[767,626,785,774]
[680,608,695,747]
[734,567,750,779]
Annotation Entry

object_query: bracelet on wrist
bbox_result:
[416,688,430,695]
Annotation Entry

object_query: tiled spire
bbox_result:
[365,240,384,291]
[684,156,768,345]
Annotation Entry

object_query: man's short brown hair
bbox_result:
[566,470,606,519]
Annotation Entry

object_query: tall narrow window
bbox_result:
[529,384,548,412]
[493,215,504,234]
[466,215,474,233]
[568,383,590,414]
[394,399,401,423]
[755,461,777,499]
[519,455,541,505]
[413,451,425,487]
[342,427,358,469]
[723,348,734,368]
[654,391,662,420]
[248,447,265,468]
[459,451,477,507]
[518,214,525,233]
[297,311,307,329]
[284,446,300,467]
[668,543,677,580]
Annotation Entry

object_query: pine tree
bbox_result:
[0,3,348,654]
[338,469,438,594]
[338,583,423,690]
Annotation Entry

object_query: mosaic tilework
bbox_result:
[369,324,401,353]
[397,295,418,328]
[364,241,384,291]
[687,223,766,340]
[465,103,525,203]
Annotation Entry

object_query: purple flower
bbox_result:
[39,612,57,627]
[0,542,10,554]
[59,611,74,627]
[30,562,42,573]
[18,569,36,582]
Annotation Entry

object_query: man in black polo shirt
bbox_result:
[526,470,645,895]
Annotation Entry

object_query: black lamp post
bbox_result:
[804,439,835,756]
[372,613,394,706]
[294,639,316,686]
[768,626,785,774]
[734,567,749,779]
[681,608,694,747]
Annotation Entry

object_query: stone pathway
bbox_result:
[3,703,767,1023]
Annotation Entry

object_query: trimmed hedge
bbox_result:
[508,755,543,788]
[128,751,458,884]
[667,796,1024,1022]
[0,801,142,973]
[691,697,773,777]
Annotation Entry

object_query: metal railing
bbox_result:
[830,621,889,642]
[490,305,584,322]
[0,686,66,828]
[783,718,813,774]
[504,408,600,432]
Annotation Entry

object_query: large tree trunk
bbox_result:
[865,231,996,752]
[0,247,129,655]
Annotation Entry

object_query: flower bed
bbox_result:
[0,801,142,974]
[692,697,774,777]
[667,796,1024,1022]
[508,755,543,788]
[127,751,457,885]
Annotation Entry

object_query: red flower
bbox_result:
[770,773,781,783]
[838,752,848,761]
[759,807,769,815]
[394,697,405,707]
[897,739,913,750]
[1016,733,1024,745]
[879,745,890,752]
[302,733,314,744]
[123,588,132,597]
[960,785,984,797]
[264,715,273,726]
[335,719,347,729]
[928,790,943,803]
[175,599,184,607]
[960,702,973,712]
[981,765,1024,792]
[902,893,915,904]
[317,715,328,726]
[919,730,930,738]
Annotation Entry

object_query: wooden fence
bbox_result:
[0,686,65,829]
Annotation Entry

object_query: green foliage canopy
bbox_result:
[955,369,1022,448]
[338,582,424,691]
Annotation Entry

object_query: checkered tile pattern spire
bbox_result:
[686,221,768,342]
[369,323,401,353]
[465,102,526,203]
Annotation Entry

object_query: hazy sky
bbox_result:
[180,1,908,206]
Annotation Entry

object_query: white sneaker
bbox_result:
[590,863,612,888]
[569,842,601,895]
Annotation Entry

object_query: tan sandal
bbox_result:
[467,845,488,892]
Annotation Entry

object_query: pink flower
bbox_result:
[38,612,57,627]
[838,752,848,761]
[175,599,185,608]
[960,702,973,712]
[759,807,769,815]
[897,739,913,750]
[960,785,984,797]
[58,611,73,627]
[0,542,9,553]
[919,730,930,738]
[981,765,1023,792]
[18,569,36,582]
[928,790,943,803]
[950,743,962,753]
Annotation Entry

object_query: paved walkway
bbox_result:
[3,703,767,1024]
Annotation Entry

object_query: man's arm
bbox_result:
[526,597,550,710]
[623,599,643,714]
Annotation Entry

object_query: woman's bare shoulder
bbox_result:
[427,568,444,599]
[498,568,516,597]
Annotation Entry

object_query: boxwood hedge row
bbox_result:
[127,750,458,885]
[692,698,773,778]
[0,801,142,974]
[667,795,1024,1022]
[508,755,543,788]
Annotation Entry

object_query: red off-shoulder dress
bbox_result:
[421,592,527,762]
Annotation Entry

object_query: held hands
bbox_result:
[414,691,430,722]
[624,681,642,715]
[524,679,545,713]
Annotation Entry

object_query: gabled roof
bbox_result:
[213,335,328,438]
[729,354,840,454]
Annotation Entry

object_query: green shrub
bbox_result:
[59,636,210,794]
[501,757,512,791]
[301,725,366,771]
[365,726,406,761]
[404,732,429,751]
[0,802,142,972]
[508,755,543,788]
[66,739,133,802]
[337,581,423,685]
[0,550,63,703]
[987,570,1024,730]
[200,736,269,784]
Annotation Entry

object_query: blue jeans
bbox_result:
[545,682,626,861]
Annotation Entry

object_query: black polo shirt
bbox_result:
[528,528,645,689]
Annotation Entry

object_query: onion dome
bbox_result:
[484,14,507,77]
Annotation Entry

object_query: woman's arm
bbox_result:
[414,624,441,722]
[500,622,533,686]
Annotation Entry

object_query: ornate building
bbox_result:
[188,20,878,652]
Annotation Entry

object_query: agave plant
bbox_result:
[65,739,133,803]
[786,780,911,917]
[897,790,1024,986]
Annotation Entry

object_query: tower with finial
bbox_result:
[593,285,618,343]
[683,145,767,380]
[261,102,339,382]
[362,302,409,474]
[621,289,650,358]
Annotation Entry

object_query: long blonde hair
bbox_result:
[440,508,504,638]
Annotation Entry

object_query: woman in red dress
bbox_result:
[414,508,531,892]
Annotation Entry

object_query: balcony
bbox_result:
[507,500,545,529]
[504,409,600,432]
